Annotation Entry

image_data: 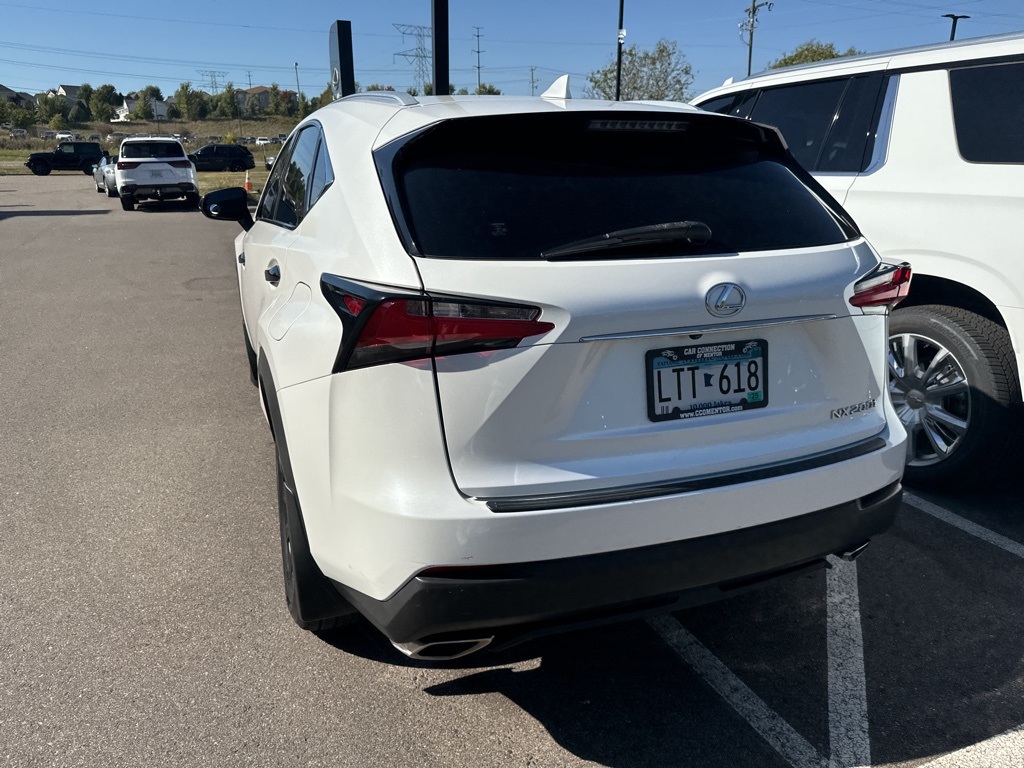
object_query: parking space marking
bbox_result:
[649,614,829,768]
[904,492,1024,560]
[918,723,1024,767]
[826,556,871,768]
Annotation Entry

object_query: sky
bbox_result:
[1,0,1022,102]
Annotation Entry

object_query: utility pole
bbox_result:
[943,13,969,41]
[740,0,773,77]
[394,23,432,94]
[472,27,484,92]
[530,66,537,96]
[615,0,626,101]
[246,71,252,91]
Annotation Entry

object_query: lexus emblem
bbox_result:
[705,283,746,317]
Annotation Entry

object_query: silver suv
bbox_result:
[693,32,1024,487]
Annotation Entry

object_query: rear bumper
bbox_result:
[336,480,901,658]
[120,182,196,201]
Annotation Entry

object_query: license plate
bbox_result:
[149,170,164,178]
[646,339,768,422]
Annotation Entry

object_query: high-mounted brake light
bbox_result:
[322,277,554,371]
[849,262,912,310]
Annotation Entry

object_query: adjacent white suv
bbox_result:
[201,90,907,660]
[693,31,1024,487]
[115,136,199,211]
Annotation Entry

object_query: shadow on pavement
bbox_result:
[0,209,111,219]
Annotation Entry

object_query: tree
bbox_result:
[475,83,501,95]
[422,82,455,95]
[173,82,204,121]
[243,92,260,118]
[78,83,94,108]
[770,40,861,69]
[140,85,163,102]
[312,83,333,109]
[90,84,120,122]
[296,92,310,118]
[9,108,34,130]
[365,83,396,92]
[37,94,68,123]
[67,102,89,124]
[216,83,238,118]
[130,94,154,121]
[265,83,283,115]
[48,114,67,131]
[584,39,693,101]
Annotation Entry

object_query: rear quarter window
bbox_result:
[949,61,1024,163]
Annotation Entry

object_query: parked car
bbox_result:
[189,144,256,172]
[25,141,104,175]
[54,130,75,140]
[9,128,28,139]
[255,136,271,145]
[692,31,1024,487]
[115,136,199,210]
[91,154,118,197]
[201,90,908,660]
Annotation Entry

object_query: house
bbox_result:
[113,97,170,122]
[236,86,298,113]
[0,84,35,108]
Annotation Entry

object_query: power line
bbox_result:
[739,0,774,77]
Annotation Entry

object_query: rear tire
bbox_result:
[185,192,200,209]
[889,305,1022,488]
[275,443,358,632]
[106,184,117,198]
[120,195,135,211]
[95,181,104,193]
[243,325,258,386]
[230,161,244,172]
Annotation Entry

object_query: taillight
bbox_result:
[168,160,192,168]
[116,161,140,170]
[322,276,554,371]
[849,262,912,310]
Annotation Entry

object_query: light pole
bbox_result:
[294,62,301,112]
[943,14,969,41]
[615,0,625,101]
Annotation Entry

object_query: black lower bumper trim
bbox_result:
[335,480,902,652]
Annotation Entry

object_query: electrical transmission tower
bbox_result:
[197,69,228,94]
[472,27,484,91]
[394,23,432,93]
[738,1,773,76]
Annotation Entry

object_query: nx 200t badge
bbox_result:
[705,283,746,317]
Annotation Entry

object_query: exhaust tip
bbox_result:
[392,637,493,661]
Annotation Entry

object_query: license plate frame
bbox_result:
[646,339,769,422]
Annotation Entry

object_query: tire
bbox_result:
[82,161,94,175]
[888,305,1022,488]
[185,192,200,209]
[275,442,358,632]
[29,161,50,176]
[120,195,135,211]
[230,161,244,172]
[95,181,104,193]
[106,183,117,198]
[243,324,258,387]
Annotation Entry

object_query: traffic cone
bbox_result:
[243,170,253,192]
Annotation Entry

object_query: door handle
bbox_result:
[264,265,281,284]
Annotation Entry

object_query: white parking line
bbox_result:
[826,556,871,768]
[918,723,1024,767]
[903,491,1024,560]
[648,614,829,768]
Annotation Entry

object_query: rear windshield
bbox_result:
[120,141,186,159]
[379,112,857,260]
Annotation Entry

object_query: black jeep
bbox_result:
[26,142,105,176]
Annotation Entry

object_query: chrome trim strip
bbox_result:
[579,313,837,342]
[484,436,887,513]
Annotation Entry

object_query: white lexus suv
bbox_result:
[116,136,199,211]
[201,88,908,660]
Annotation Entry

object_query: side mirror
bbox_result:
[201,187,254,231]
[91,164,98,172]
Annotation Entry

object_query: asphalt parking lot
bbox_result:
[2,174,1022,768]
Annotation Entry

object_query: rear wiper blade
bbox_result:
[540,221,712,260]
